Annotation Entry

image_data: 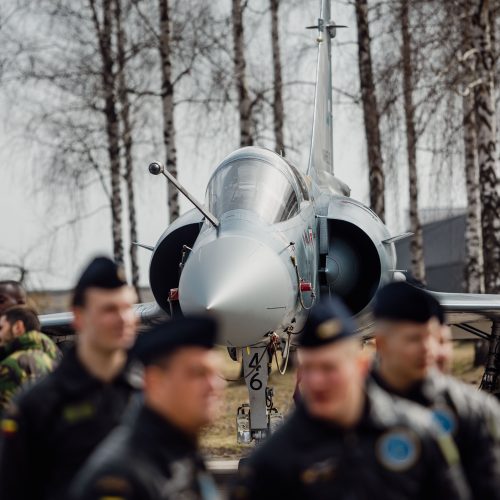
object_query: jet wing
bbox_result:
[39,301,168,340]
[431,291,500,324]
[353,291,500,341]
[429,291,500,341]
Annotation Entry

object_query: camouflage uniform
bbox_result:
[0,330,60,411]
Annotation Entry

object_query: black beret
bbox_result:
[435,301,446,325]
[132,316,218,365]
[72,256,128,306]
[298,297,357,348]
[373,282,441,324]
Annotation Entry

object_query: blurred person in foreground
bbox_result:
[232,297,470,500]
[70,316,225,500]
[0,280,26,319]
[371,281,500,499]
[434,303,453,374]
[0,306,60,411]
[0,256,141,500]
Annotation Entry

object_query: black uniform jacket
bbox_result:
[232,381,470,500]
[0,347,141,500]
[70,404,220,500]
[371,369,500,499]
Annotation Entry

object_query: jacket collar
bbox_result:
[55,346,139,395]
[295,380,403,440]
[133,405,199,456]
[370,367,444,407]
[296,389,375,434]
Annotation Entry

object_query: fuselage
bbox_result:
[179,147,320,346]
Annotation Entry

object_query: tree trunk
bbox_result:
[114,0,141,299]
[464,94,485,293]
[270,0,285,155]
[232,0,253,147]
[90,0,124,263]
[159,0,179,223]
[400,0,425,284]
[461,2,485,294]
[354,0,385,222]
[474,0,500,294]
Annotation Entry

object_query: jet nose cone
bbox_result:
[179,235,294,346]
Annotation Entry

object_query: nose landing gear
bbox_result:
[236,342,285,444]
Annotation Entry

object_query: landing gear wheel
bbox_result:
[227,346,238,362]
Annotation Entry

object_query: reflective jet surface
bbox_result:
[150,13,396,350]
[40,0,500,442]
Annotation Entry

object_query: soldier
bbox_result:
[0,306,60,411]
[232,298,470,500]
[0,256,141,500]
[0,280,26,316]
[435,306,453,374]
[371,281,500,499]
[70,315,225,500]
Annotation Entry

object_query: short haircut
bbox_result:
[0,281,26,298]
[1,306,40,332]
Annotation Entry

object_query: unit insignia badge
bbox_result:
[376,429,420,472]
[316,319,342,339]
[431,406,457,435]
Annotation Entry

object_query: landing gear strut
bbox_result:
[236,342,283,444]
[480,320,500,395]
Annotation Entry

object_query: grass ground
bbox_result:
[200,348,297,458]
[200,341,484,458]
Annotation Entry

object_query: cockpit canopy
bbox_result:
[207,155,305,224]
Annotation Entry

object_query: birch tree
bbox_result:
[459,0,485,294]
[232,0,253,147]
[89,0,124,264]
[114,0,140,297]
[474,0,500,294]
[355,0,385,222]
[400,0,426,283]
[158,0,179,222]
[270,0,285,154]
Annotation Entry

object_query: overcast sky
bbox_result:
[0,0,465,292]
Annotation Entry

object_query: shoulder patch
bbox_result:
[431,405,457,435]
[95,476,132,494]
[300,458,336,484]
[376,429,420,472]
[1,418,18,435]
[62,401,95,423]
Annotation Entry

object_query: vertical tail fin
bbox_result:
[307,1,348,193]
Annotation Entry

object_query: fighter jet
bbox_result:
[41,0,500,443]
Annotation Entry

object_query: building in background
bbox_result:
[395,209,466,293]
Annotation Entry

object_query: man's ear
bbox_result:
[12,320,26,337]
[373,332,384,351]
[357,350,372,376]
[143,365,168,394]
[72,307,84,332]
